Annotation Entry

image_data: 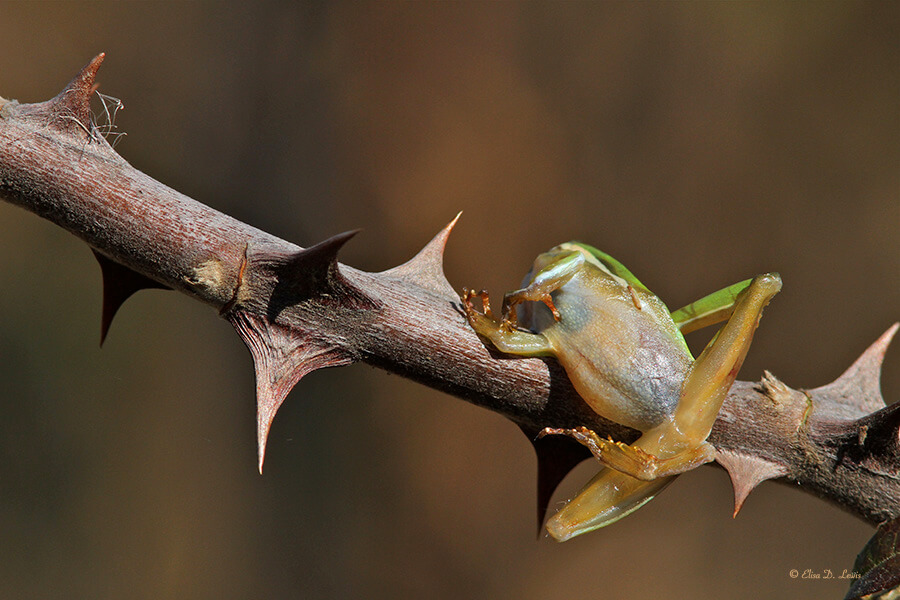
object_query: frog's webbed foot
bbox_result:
[539,426,716,481]
[461,288,554,357]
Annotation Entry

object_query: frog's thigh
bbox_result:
[675,273,782,441]
[546,468,675,541]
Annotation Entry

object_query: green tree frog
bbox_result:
[461,242,781,541]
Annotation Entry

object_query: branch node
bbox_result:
[185,256,231,297]
[220,243,250,315]
[756,370,792,411]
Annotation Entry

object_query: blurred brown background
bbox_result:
[0,2,897,599]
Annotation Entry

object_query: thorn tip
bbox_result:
[229,310,355,474]
[382,213,461,296]
[716,450,786,518]
[45,53,107,136]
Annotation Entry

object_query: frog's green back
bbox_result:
[564,242,650,293]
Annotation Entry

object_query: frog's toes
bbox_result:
[538,426,606,454]
[461,287,485,311]
[539,426,667,481]
[461,288,496,321]
[498,320,514,333]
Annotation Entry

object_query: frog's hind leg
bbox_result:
[546,468,675,541]
[670,278,753,334]
[674,273,782,442]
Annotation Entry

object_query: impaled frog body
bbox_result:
[462,243,781,541]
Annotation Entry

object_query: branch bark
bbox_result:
[1,56,897,531]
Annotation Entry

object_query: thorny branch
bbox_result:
[1,56,897,542]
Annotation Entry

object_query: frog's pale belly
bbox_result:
[555,334,691,430]
[537,281,693,431]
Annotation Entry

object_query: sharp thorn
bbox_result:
[93,250,168,346]
[47,53,107,136]
[382,213,461,296]
[228,310,355,473]
[716,450,787,517]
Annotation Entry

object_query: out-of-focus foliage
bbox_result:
[847,517,900,600]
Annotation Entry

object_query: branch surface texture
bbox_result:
[1,57,897,547]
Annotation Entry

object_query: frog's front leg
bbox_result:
[460,250,586,355]
[500,249,586,325]
[461,289,554,356]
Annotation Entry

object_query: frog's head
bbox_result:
[519,243,639,331]
[534,243,586,270]
[554,242,651,293]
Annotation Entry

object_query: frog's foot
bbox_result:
[462,288,496,321]
[539,426,716,481]
[462,288,518,333]
[461,288,554,357]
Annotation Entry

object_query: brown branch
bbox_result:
[1,56,897,531]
